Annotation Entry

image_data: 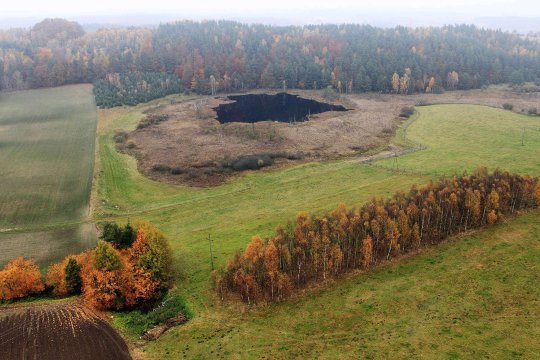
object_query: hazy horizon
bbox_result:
[2,0,540,33]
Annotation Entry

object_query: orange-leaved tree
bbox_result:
[216,170,539,303]
[83,241,126,310]
[0,257,44,300]
[123,229,159,308]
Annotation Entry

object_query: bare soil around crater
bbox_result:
[120,87,540,186]
[0,300,131,360]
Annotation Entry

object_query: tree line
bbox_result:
[0,221,174,310]
[215,169,540,304]
[93,72,184,107]
[1,18,540,99]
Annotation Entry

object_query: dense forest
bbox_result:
[2,18,540,101]
[215,169,540,303]
[93,72,183,107]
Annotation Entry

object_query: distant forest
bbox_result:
[2,18,540,102]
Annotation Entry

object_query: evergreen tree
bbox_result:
[64,257,82,294]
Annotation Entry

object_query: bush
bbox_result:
[0,258,44,300]
[285,152,305,160]
[152,164,172,173]
[114,294,193,335]
[113,130,128,143]
[186,169,197,179]
[92,241,123,271]
[399,106,415,118]
[137,114,169,129]
[527,107,537,115]
[503,103,514,110]
[170,166,185,175]
[322,86,340,101]
[100,221,136,248]
[231,154,273,171]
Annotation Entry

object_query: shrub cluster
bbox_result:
[100,221,136,248]
[0,221,174,311]
[113,130,128,144]
[502,103,514,110]
[151,152,305,177]
[137,114,169,129]
[399,106,415,118]
[215,169,540,304]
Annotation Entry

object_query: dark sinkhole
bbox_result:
[213,93,348,124]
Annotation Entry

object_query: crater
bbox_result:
[213,92,348,124]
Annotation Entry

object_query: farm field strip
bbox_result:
[0,85,97,227]
[0,85,98,265]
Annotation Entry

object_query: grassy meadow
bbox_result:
[376,104,540,176]
[94,96,539,358]
[0,85,98,265]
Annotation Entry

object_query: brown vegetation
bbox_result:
[215,169,539,303]
[0,258,44,300]
[119,86,540,187]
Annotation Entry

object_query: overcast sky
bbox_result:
[2,0,540,17]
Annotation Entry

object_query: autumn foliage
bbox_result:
[0,258,44,300]
[2,221,173,310]
[82,221,174,310]
[216,169,539,303]
[82,223,174,310]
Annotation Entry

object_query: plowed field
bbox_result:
[0,301,131,360]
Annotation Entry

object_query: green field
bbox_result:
[0,85,98,265]
[376,104,540,176]
[94,97,539,358]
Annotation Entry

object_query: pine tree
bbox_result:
[64,257,82,294]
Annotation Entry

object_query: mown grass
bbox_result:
[94,97,540,358]
[376,104,540,176]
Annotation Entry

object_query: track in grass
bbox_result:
[0,85,98,265]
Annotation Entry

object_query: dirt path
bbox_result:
[356,144,424,164]
[0,300,131,360]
